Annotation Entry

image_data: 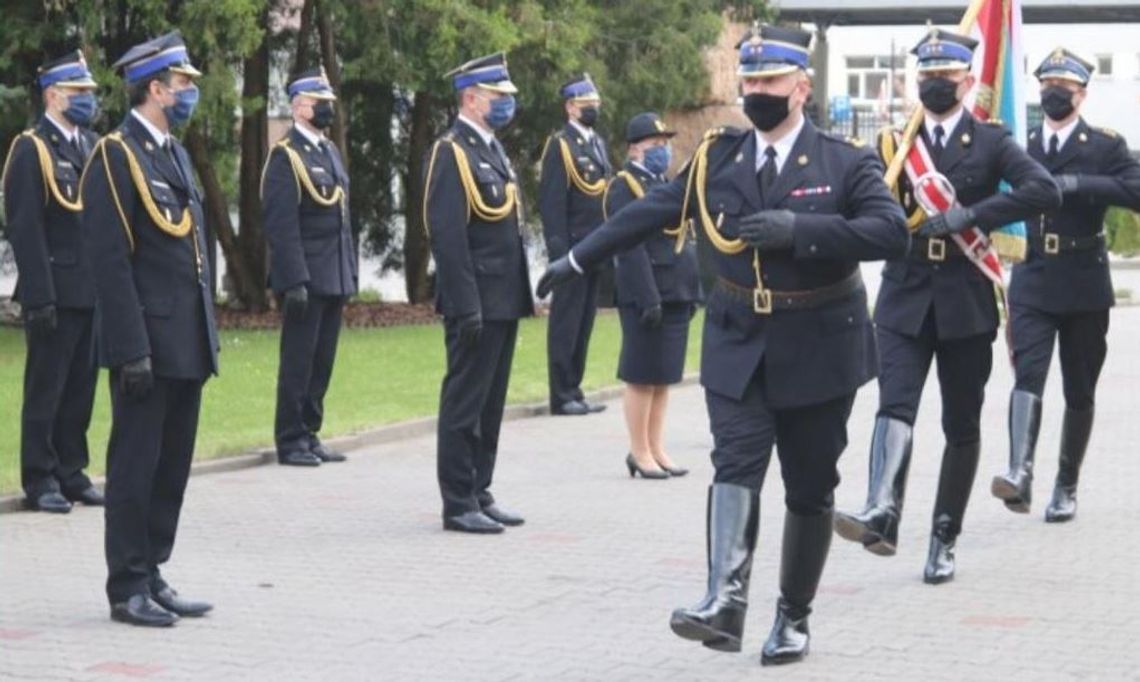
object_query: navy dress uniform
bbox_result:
[992,49,1140,522]
[539,74,612,415]
[538,25,908,664]
[262,68,357,467]
[604,113,701,387]
[833,29,1061,585]
[2,51,102,512]
[425,54,534,534]
[83,32,218,626]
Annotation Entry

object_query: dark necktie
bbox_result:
[1048,134,1059,159]
[490,137,510,173]
[930,124,945,164]
[70,135,84,159]
[590,135,605,168]
[164,140,189,188]
[758,146,778,204]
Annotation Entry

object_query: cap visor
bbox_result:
[1036,71,1087,84]
[170,64,203,78]
[296,90,338,101]
[478,81,518,95]
[917,62,970,73]
[738,64,800,79]
[52,78,98,89]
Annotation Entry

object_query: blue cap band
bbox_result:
[124,46,191,84]
[288,76,332,98]
[453,65,509,91]
[560,80,598,99]
[917,41,973,65]
[740,42,809,70]
[38,63,93,89]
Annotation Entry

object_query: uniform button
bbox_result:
[809,245,818,254]
[932,264,940,271]
[847,316,853,324]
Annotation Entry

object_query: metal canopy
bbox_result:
[772,0,1140,25]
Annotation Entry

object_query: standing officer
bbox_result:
[262,67,356,467]
[424,53,533,534]
[539,25,908,665]
[991,49,1140,521]
[833,29,1060,584]
[539,73,612,415]
[604,112,701,479]
[83,31,219,627]
[3,50,102,512]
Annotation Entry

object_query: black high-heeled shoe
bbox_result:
[626,454,669,479]
[660,464,689,477]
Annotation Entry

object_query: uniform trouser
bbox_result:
[706,368,856,515]
[104,375,203,603]
[438,319,518,517]
[275,294,346,454]
[547,268,599,406]
[876,312,995,446]
[21,308,97,498]
[1011,304,1109,410]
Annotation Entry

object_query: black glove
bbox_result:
[1055,174,1080,195]
[738,209,796,250]
[119,356,154,400]
[283,284,308,318]
[536,254,579,299]
[456,313,483,346]
[916,206,976,238]
[24,304,57,334]
[638,304,663,329]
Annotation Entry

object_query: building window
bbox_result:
[844,54,905,101]
[1096,54,1113,77]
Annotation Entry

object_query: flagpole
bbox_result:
[883,0,991,189]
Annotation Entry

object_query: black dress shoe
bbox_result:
[443,510,504,534]
[626,454,669,479]
[64,485,105,506]
[552,400,590,416]
[153,586,213,617]
[482,503,525,526]
[584,400,607,413]
[660,464,689,477]
[110,594,177,627]
[25,491,72,513]
[310,442,347,463]
[278,450,321,467]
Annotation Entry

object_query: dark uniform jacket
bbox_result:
[3,118,99,310]
[573,120,909,407]
[538,122,612,260]
[874,113,1060,340]
[81,114,219,380]
[604,161,701,310]
[424,119,533,322]
[1010,119,1140,313]
[262,127,357,297]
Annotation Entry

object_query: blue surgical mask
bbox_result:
[643,145,672,176]
[163,85,200,127]
[62,91,98,127]
[484,95,516,130]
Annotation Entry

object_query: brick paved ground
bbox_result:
[3,307,1140,681]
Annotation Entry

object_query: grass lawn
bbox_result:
[0,310,703,495]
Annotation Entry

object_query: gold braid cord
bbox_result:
[105,132,192,238]
[448,141,518,223]
[1,131,82,211]
[878,126,925,231]
[558,137,605,196]
[601,170,644,220]
[277,139,344,207]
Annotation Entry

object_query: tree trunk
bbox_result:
[315,0,348,173]
[184,127,265,310]
[293,0,316,75]
[236,8,271,312]
[403,90,434,303]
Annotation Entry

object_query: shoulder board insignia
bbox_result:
[1094,126,1119,139]
[846,136,865,148]
[980,118,1005,127]
[1029,130,1039,140]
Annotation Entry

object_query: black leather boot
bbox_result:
[924,441,980,585]
[761,510,833,666]
[1045,407,1094,523]
[991,390,1042,513]
[669,483,759,653]
[833,417,912,555]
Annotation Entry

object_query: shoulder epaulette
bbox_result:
[980,118,1005,127]
[1093,126,1119,139]
[702,126,745,143]
[819,130,865,148]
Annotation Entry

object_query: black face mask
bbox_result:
[1040,85,1076,121]
[311,100,336,129]
[918,77,960,115]
[743,93,790,132]
[578,106,599,128]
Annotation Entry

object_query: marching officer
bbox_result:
[83,31,219,626]
[604,112,701,479]
[539,25,908,664]
[424,53,533,534]
[539,73,612,415]
[991,49,1140,521]
[262,67,357,467]
[3,50,103,513]
[833,29,1060,584]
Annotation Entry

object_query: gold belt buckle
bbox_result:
[927,238,946,262]
[1044,233,1060,255]
[753,288,773,315]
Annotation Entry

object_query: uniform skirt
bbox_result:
[617,302,692,385]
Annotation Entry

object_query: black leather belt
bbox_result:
[909,236,965,262]
[1030,232,1105,255]
[714,270,863,314]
